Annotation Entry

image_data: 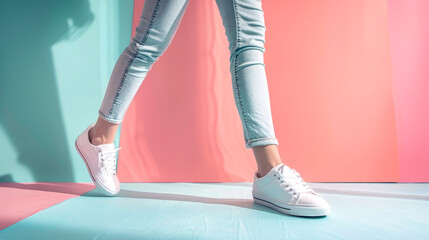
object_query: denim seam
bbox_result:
[108,0,162,120]
[232,0,240,46]
[232,0,251,143]
[247,137,278,148]
[247,137,277,144]
[98,110,122,124]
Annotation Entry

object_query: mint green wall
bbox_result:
[0,0,133,182]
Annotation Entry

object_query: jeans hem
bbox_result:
[246,137,279,148]
[98,110,123,124]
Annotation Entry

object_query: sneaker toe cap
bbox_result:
[297,193,330,209]
[97,175,120,196]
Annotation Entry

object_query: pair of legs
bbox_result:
[90,0,282,177]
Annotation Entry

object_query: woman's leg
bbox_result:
[214,1,331,217]
[215,0,282,177]
[90,0,190,145]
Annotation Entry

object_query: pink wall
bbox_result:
[264,0,399,182]
[117,0,428,182]
[119,0,253,182]
[388,0,429,182]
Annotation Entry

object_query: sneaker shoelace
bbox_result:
[98,147,122,175]
[274,165,314,198]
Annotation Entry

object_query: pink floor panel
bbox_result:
[0,182,95,230]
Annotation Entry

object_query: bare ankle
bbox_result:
[90,136,112,146]
[257,161,283,178]
[88,127,112,146]
[252,145,283,178]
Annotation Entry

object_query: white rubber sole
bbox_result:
[253,195,330,217]
[75,139,118,197]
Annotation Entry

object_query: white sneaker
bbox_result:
[252,163,331,217]
[75,123,121,196]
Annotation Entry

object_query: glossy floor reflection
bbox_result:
[1,183,428,239]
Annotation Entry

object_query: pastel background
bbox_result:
[0,0,131,182]
[1,0,428,183]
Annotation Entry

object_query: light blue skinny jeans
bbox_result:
[98,0,279,148]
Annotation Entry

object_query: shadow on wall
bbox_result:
[0,0,94,182]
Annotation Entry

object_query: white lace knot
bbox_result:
[274,165,313,198]
[98,147,122,175]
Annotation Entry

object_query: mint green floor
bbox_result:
[1,183,428,239]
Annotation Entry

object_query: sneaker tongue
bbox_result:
[96,143,115,152]
[272,163,295,176]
